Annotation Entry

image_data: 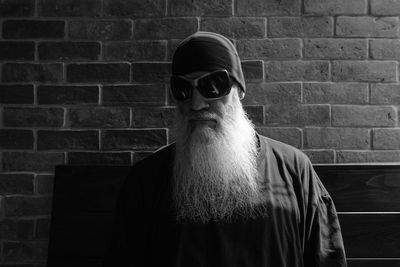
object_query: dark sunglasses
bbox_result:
[170,69,233,102]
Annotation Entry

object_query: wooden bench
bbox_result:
[46,164,400,267]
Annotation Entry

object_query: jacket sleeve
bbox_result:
[302,160,347,267]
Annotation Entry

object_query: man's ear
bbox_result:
[238,89,245,100]
[233,83,245,100]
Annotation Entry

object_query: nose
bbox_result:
[190,88,210,111]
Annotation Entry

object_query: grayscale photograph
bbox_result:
[0,0,399,267]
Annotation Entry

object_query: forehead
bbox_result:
[183,71,209,79]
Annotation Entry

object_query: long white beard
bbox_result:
[173,92,264,223]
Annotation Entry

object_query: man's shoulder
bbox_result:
[258,135,319,196]
[258,134,311,168]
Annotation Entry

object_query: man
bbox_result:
[103,31,347,267]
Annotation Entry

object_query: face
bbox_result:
[175,71,240,137]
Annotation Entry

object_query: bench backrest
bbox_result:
[47,166,130,267]
[315,164,400,267]
[47,164,400,267]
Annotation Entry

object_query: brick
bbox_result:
[3,107,64,127]
[69,20,132,40]
[68,107,130,128]
[67,63,130,83]
[236,0,300,16]
[0,0,35,17]
[103,85,166,106]
[0,85,33,104]
[132,107,175,128]
[303,83,368,104]
[332,61,397,82]
[104,41,166,61]
[269,17,333,37]
[134,18,197,39]
[302,150,334,163]
[37,130,99,150]
[0,129,34,150]
[169,0,232,16]
[370,39,400,60]
[304,38,367,59]
[0,174,34,194]
[36,175,54,194]
[102,129,167,150]
[3,20,64,39]
[133,152,153,164]
[243,106,264,125]
[236,38,301,60]
[304,0,367,15]
[104,0,165,17]
[200,17,265,39]
[0,264,35,267]
[4,196,52,217]
[0,219,34,240]
[68,152,132,165]
[243,83,301,105]
[0,41,34,60]
[36,218,50,239]
[38,42,100,60]
[266,104,330,126]
[132,63,171,83]
[37,85,98,105]
[265,61,329,82]
[371,84,400,105]
[337,150,400,163]
[336,16,400,37]
[3,241,48,261]
[371,0,400,15]
[373,128,400,149]
[256,127,302,148]
[0,264,36,267]
[304,127,370,149]
[2,152,65,172]
[332,105,396,127]
[2,63,63,83]
[38,0,101,17]
[242,61,263,81]
[1,264,38,267]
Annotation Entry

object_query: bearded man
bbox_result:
[103,31,347,267]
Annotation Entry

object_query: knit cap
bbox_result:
[172,31,245,93]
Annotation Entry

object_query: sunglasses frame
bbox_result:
[170,69,233,102]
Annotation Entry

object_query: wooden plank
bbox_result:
[347,259,400,267]
[315,165,400,212]
[52,165,130,212]
[340,214,400,258]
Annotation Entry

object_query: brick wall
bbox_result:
[1,0,400,265]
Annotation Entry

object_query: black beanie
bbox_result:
[172,31,246,93]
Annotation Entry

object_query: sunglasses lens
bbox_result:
[171,76,192,101]
[198,71,231,99]
[171,70,232,101]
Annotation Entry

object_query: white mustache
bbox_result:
[188,112,219,121]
